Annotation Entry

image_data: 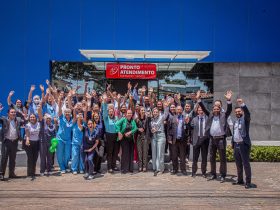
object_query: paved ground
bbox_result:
[0,162,279,210]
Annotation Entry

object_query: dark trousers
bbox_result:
[40,141,52,173]
[120,138,134,173]
[186,143,190,159]
[192,138,209,175]
[210,137,227,177]
[234,142,252,184]
[84,151,95,175]
[136,134,149,169]
[105,133,120,170]
[171,140,187,172]
[94,154,102,172]
[0,139,18,176]
[25,141,40,177]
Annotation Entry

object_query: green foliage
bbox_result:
[216,145,280,162]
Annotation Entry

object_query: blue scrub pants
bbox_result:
[71,144,84,172]
[56,140,71,171]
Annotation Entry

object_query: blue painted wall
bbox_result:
[0,0,280,109]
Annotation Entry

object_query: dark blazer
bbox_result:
[231,105,251,146]
[136,116,152,142]
[167,113,186,144]
[198,100,232,137]
[0,116,25,141]
[190,115,209,146]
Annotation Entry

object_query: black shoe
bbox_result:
[9,173,19,179]
[171,170,178,175]
[245,183,252,189]
[202,174,207,178]
[31,176,36,181]
[207,175,217,181]
[154,171,158,176]
[220,177,225,183]
[191,173,196,177]
[232,181,245,185]
[0,174,4,181]
[182,171,188,176]
[108,169,113,174]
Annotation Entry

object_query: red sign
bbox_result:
[106,63,156,79]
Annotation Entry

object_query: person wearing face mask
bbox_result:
[188,106,209,178]
[71,106,87,175]
[232,98,252,189]
[27,85,45,117]
[56,92,74,174]
[135,106,151,172]
[102,94,120,173]
[24,112,42,180]
[115,109,138,174]
[82,119,100,180]
[38,104,57,176]
[197,90,232,183]
[150,101,170,176]
[0,108,25,180]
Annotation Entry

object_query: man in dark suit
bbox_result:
[197,90,233,183]
[167,105,188,175]
[0,108,24,180]
[232,98,252,189]
[189,106,209,178]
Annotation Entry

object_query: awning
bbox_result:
[79,50,211,62]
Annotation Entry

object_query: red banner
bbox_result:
[106,63,156,79]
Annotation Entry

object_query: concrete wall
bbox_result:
[214,63,280,146]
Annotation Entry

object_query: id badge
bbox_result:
[89,137,92,141]
[238,124,242,129]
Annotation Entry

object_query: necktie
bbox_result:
[199,117,204,137]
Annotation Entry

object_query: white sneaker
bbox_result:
[80,171,84,174]
[61,170,66,174]
[66,169,71,173]
[73,171,78,175]
[87,175,94,180]
[83,173,89,179]
[40,173,44,176]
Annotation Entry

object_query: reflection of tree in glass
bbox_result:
[51,62,106,92]
[182,63,213,93]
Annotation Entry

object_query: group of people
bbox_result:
[0,80,253,188]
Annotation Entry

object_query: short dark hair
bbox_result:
[235,106,242,110]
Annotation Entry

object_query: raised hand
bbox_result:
[163,100,169,108]
[177,93,181,100]
[0,103,3,112]
[127,81,132,90]
[91,90,97,97]
[39,84,44,92]
[224,90,233,101]
[86,92,92,100]
[196,90,201,100]
[9,91,15,96]
[107,84,111,91]
[46,79,50,86]
[134,83,138,89]
[117,94,121,101]
[30,85,36,92]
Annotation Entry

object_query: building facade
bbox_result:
[0,0,280,144]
